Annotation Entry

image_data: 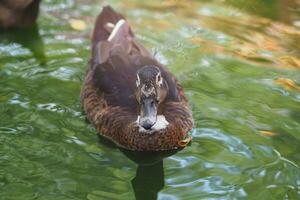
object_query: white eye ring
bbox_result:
[156,73,163,86]
[136,74,140,87]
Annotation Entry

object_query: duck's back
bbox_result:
[81,6,193,151]
[89,6,181,109]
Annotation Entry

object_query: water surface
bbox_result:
[0,0,300,199]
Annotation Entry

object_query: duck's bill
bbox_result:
[139,99,157,130]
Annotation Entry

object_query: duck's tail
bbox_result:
[91,5,151,65]
[92,6,134,54]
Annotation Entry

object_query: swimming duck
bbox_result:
[81,6,193,151]
[0,0,40,28]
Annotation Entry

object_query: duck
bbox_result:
[0,0,40,28]
[81,5,193,151]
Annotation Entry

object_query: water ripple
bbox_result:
[192,128,253,159]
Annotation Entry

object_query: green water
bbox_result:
[1,0,300,199]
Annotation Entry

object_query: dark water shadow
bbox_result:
[97,135,180,200]
[0,24,46,64]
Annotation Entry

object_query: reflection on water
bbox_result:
[132,161,164,200]
[0,0,300,199]
[99,136,179,200]
[226,0,299,24]
[0,24,45,64]
[122,150,166,200]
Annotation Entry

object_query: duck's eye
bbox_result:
[149,100,154,107]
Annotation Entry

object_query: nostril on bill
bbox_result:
[141,121,154,130]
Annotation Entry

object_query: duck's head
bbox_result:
[135,65,168,130]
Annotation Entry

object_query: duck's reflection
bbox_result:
[131,159,164,200]
[98,135,179,200]
[0,24,46,64]
[122,149,179,200]
[121,149,177,200]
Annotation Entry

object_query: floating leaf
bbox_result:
[69,19,87,31]
[259,130,278,137]
[190,37,203,45]
[278,56,300,69]
[155,20,174,29]
[275,78,300,91]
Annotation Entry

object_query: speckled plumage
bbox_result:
[81,6,193,151]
